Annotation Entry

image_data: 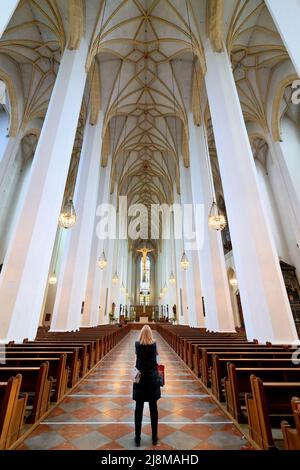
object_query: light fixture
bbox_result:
[180,252,189,270]
[208,201,227,231]
[169,272,176,284]
[163,282,168,293]
[97,250,107,270]
[230,276,238,287]
[59,199,76,229]
[120,282,126,292]
[49,272,57,285]
[112,271,119,284]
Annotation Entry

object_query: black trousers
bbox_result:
[135,401,158,438]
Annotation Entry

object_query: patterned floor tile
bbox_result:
[71,431,111,450]
[17,330,252,450]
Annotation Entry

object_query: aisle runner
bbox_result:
[18,331,252,450]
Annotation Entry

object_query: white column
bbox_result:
[179,157,205,327]
[51,112,104,331]
[188,112,235,332]
[0,1,19,38]
[266,137,300,277]
[173,188,187,324]
[0,33,93,342]
[265,0,300,77]
[0,134,22,197]
[103,188,118,321]
[82,158,112,326]
[204,40,298,343]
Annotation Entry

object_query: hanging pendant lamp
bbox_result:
[208,201,227,231]
[120,282,126,292]
[59,199,76,229]
[229,276,238,287]
[180,252,189,270]
[49,272,57,285]
[112,271,119,284]
[163,282,168,293]
[97,250,107,270]
[169,272,176,284]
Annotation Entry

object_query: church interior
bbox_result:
[0,0,300,452]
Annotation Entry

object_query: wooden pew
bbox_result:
[0,363,52,423]
[6,348,80,387]
[0,375,27,450]
[281,397,300,450]
[11,342,89,376]
[246,375,300,450]
[225,364,300,423]
[194,344,292,386]
[211,354,298,401]
[184,338,249,368]
[1,356,68,401]
[32,340,95,370]
[198,348,296,385]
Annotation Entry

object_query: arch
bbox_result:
[0,70,19,137]
[271,74,298,142]
[249,133,269,170]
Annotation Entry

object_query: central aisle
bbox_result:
[18,331,252,450]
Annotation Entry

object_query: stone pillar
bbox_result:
[51,111,104,331]
[204,40,298,343]
[265,0,300,77]
[0,1,19,38]
[188,112,235,332]
[81,158,113,326]
[178,157,205,327]
[0,23,94,342]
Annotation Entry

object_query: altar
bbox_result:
[131,305,158,322]
[139,316,149,323]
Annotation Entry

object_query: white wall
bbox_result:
[0,147,33,263]
[255,158,289,262]
[280,117,300,206]
[0,108,9,160]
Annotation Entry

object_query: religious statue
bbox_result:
[137,246,155,282]
[136,246,154,271]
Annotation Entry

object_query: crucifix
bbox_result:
[137,246,154,272]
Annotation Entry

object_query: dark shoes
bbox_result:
[135,435,158,446]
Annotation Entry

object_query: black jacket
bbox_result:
[132,341,161,402]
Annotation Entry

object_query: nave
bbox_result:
[17,331,251,451]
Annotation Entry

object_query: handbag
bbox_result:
[131,366,141,383]
[157,364,165,387]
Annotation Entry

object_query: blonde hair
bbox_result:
[139,325,154,345]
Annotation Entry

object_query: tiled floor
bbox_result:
[17,331,253,450]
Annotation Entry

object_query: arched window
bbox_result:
[139,255,150,305]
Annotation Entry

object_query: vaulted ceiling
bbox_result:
[0,0,296,242]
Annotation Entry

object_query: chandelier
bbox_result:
[169,272,176,284]
[163,282,168,293]
[48,272,57,285]
[229,276,238,287]
[112,271,119,284]
[59,199,76,229]
[208,201,227,231]
[97,250,107,270]
[180,252,189,270]
[120,282,126,292]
